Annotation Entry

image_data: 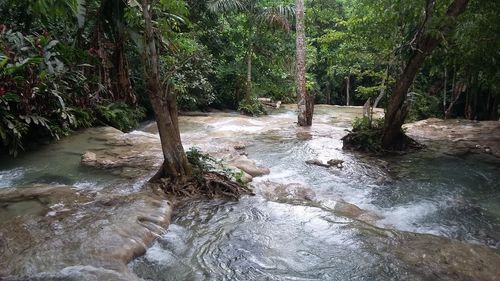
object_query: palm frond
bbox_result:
[207,0,245,13]
[259,5,296,32]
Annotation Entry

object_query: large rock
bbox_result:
[258,181,316,203]
[80,130,163,178]
[405,118,500,159]
[0,184,172,280]
[230,156,270,177]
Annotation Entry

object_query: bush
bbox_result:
[342,116,384,153]
[238,99,267,116]
[407,92,441,122]
[95,102,145,132]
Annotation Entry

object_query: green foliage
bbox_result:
[186,147,220,173]
[186,146,248,185]
[95,103,145,132]
[407,92,441,122]
[238,98,267,116]
[342,117,384,153]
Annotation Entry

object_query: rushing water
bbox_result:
[131,106,500,280]
[1,106,499,280]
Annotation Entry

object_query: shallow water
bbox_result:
[0,128,121,189]
[131,106,500,280]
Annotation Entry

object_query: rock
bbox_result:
[80,129,163,177]
[306,159,344,168]
[233,143,246,150]
[305,159,329,167]
[239,171,253,184]
[81,151,97,165]
[230,157,270,177]
[258,182,316,202]
[327,159,344,168]
[0,184,172,280]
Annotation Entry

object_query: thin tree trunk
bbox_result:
[374,64,390,108]
[113,32,135,104]
[346,74,350,106]
[445,80,466,119]
[326,82,331,105]
[443,66,447,115]
[381,0,469,149]
[141,0,191,180]
[296,0,313,126]
[245,24,254,102]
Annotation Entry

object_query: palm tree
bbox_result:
[208,0,294,102]
[295,0,312,126]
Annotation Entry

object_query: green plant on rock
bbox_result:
[186,147,248,186]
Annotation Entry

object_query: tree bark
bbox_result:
[296,0,313,126]
[245,23,254,102]
[346,74,350,106]
[141,0,191,180]
[443,66,447,114]
[373,64,390,108]
[381,0,469,149]
[445,80,466,119]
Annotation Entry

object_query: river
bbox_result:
[1,105,499,280]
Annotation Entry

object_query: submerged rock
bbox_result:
[306,159,344,168]
[405,118,500,159]
[258,181,317,203]
[229,156,270,177]
[391,231,500,281]
[0,184,172,280]
[81,129,163,178]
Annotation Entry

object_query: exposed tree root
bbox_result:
[153,172,254,201]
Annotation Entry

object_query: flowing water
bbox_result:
[131,106,500,280]
[1,105,499,280]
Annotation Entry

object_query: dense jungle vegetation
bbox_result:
[0,0,498,156]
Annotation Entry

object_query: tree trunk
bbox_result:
[373,64,390,108]
[346,74,350,106]
[296,0,313,126]
[381,0,469,149]
[141,0,191,180]
[326,82,331,105]
[445,80,466,119]
[245,24,254,102]
[113,32,135,104]
[443,66,447,114]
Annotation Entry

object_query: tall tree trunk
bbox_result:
[326,82,331,105]
[245,24,254,102]
[346,74,350,106]
[443,66,447,115]
[381,0,469,149]
[141,0,191,180]
[113,31,135,104]
[296,0,313,126]
[445,80,466,119]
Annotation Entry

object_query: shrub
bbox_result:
[407,92,441,122]
[95,102,145,132]
[238,99,267,116]
[342,116,384,153]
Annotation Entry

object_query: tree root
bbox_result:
[155,172,254,201]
